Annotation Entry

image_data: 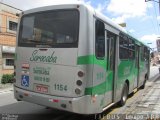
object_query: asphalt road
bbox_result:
[0,92,95,120]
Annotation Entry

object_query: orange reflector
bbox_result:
[53,99,59,103]
[49,99,59,103]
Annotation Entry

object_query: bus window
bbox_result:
[18,10,79,48]
[119,34,129,60]
[95,20,105,59]
[128,38,135,60]
[144,46,149,62]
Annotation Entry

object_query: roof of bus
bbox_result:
[22,2,149,48]
[22,2,87,14]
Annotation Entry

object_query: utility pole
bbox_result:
[145,0,160,15]
[159,0,160,15]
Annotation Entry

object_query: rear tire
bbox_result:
[118,83,128,106]
[140,79,146,89]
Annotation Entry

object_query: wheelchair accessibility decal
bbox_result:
[21,75,29,87]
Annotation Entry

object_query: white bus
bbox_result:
[14,2,150,114]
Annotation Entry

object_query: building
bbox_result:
[0,2,22,79]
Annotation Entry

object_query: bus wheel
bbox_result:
[140,79,146,89]
[118,83,128,106]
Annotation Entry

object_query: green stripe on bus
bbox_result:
[84,60,139,95]
[85,71,113,95]
[85,81,106,95]
[77,55,94,64]
[77,55,106,69]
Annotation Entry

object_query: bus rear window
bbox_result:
[18,10,79,48]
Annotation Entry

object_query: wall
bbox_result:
[0,3,22,82]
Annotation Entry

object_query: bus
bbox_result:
[14,2,150,114]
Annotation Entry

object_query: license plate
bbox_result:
[35,84,48,93]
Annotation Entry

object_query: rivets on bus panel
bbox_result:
[78,71,84,77]
[76,80,82,86]
[75,88,81,95]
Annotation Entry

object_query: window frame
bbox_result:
[9,21,18,31]
[7,18,18,33]
[3,58,14,69]
[95,19,105,60]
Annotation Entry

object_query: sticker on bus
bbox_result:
[22,63,30,69]
[35,84,48,93]
[21,75,29,87]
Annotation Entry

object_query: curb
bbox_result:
[0,84,13,92]
[148,73,160,82]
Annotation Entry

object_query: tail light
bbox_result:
[78,71,84,77]
[75,88,81,95]
[76,80,82,86]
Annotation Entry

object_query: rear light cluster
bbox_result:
[78,71,84,77]
[75,88,81,95]
[76,80,82,86]
[75,71,84,95]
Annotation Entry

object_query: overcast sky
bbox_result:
[1,0,160,50]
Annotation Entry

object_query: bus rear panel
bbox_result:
[14,4,98,114]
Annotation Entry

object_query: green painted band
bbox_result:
[85,81,106,95]
[77,55,106,69]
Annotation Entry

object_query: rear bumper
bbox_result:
[14,86,102,114]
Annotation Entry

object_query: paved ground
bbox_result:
[0,83,13,90]
[0,83,13,94]
[125,77,160,114]
[149,65,159,79]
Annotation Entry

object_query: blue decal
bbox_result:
[21,75,29,87]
